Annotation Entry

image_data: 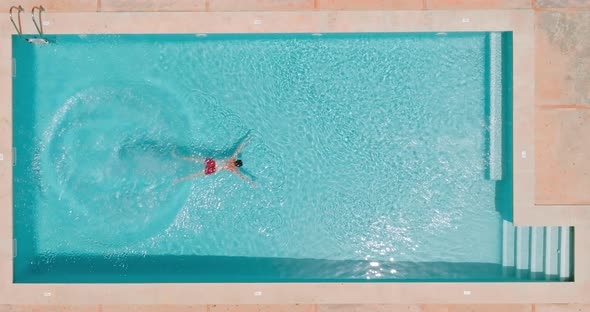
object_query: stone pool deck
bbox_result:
[0,303,590,311]
[0,0,589,310]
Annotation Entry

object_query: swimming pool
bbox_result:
[11,32,566,283]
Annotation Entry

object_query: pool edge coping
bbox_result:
[0,9,589,304]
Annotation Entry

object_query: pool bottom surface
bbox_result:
[14,33,513,282]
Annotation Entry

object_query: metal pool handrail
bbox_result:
[9,5,24,36]
[31,5,45,36]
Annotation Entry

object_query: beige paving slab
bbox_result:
[0,237,11,260]
[101,0,207,11]
[1,0,98,12]
[12,9,529,38]
[0,306,34,312]
[37,12,324,34]
[103,305,206,312]
[6,282,583,304]
[207,0,315,11]
[0,18,8,35]
[535,11,590,106]
[0,40,11,78]
[535,304,590,312]
[573,226,590,283]
[535,0,590,8]
[210,305,315,312]
[317,305,420,312]
[513,205,590,226]
[425,0,531,9]
[0,39,12,244]
[449,305,532,312]
[423,305,450,312]
[29,10,536,35]
[0,75,11,151]
[535,108,590,204]
[0,260,11,292]
[511,10,537,224]
[316,0,423,10]
[3,306,587,312]
[3,305,101,312]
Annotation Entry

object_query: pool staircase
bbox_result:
[502,221,573,281]
[8,5,49,44]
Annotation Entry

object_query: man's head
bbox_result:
[235,159,243,167]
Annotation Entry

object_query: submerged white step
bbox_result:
[488,32,503,181]
[502,220,515,267]
[545,226,559,277]
[516,227,530,271]
[530,227,544,273]
[559,226,571,280]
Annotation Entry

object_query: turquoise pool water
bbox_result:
[13,33,514,282]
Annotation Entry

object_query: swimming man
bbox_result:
[173,136,255,186]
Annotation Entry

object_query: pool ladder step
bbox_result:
[502,222,573,281]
